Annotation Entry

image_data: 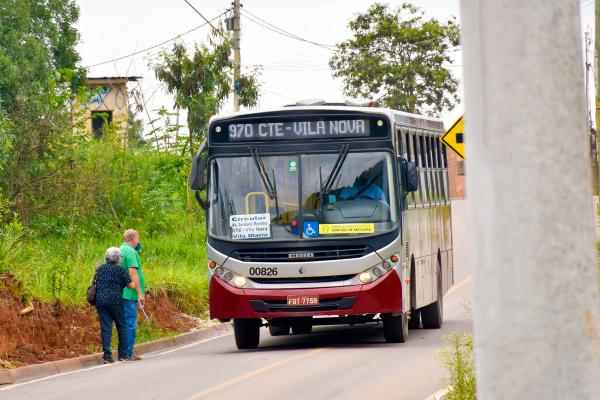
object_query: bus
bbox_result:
[189,100,453,349]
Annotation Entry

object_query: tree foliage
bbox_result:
[153,31,260,156]
[0,0,87,222]
[330,2,459,115]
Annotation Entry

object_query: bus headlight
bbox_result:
[233,276,247,288]
[358,255,400,284]
[211,265,248,288]
[359,271,373,283]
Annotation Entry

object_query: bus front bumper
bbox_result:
[209,270,403,320]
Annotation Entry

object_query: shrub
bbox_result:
[439,332,477,400]
[0,215,23,274]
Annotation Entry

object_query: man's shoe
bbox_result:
[103,358,114,364]
[119,355,142,362]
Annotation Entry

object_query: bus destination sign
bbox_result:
[225,119,371,141]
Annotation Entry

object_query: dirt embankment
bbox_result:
[0,274,197,368]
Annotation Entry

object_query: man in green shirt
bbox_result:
[120,229,144,361]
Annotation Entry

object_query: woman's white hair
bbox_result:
[105,247,122,264]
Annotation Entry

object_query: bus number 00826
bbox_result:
[249,267,278,276]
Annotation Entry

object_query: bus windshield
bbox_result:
[208,151,397,241]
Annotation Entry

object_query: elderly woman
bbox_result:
[95,247,135,363]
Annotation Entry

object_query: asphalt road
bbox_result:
[0,280,472,400]
[0,200,470,400]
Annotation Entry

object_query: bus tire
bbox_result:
[291,318,312,335]
[268,325,290,336]
[421,264,443,329]
[408,309,421,329]
[233,318,261,349]
[382,312,408,343]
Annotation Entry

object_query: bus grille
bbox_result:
[251,274,355,284]
[233,245,371,262]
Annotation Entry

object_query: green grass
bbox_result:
[6,211,209,317]
[109,318,179,350]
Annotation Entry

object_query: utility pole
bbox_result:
[585,30,590,121]
[585,29,599,195]
[461,0,600,398]
[594,0,600,196]
[233,0,241,112]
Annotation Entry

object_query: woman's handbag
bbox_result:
[86,267,100,306]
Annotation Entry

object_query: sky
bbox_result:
[76,0,595,133]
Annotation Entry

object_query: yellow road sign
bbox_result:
[441,115,465,159]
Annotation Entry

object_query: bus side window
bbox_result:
[412,131,421,206]
[429,135,437,204]
[435,137,445,204]
[424,134,432,204]
[441,139,448,168]
[440,141,449,201]
[436,136,443,167]
[434,135,442,204]
[403,129,415,207]
[418,133,429,205]
[425,134,432,168]
[404,129,411,161]
[398,128,407,159]
[424,135,432,203]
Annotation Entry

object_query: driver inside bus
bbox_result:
[338,178,386,202]
[337,162,387,203]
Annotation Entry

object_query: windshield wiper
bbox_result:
[249,147,277,199]
[249,147,280,222]
[320,144,350,198]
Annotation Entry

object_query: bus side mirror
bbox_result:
[402,160,419,193]
[189,140,208,190]
[189,140,208,209]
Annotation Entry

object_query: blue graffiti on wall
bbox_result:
[89,86,111,105]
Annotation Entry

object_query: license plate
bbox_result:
[287,295,319,306]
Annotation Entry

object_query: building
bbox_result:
[447,150,466,199]
[82,76,141,138]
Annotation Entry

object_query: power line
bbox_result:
[84,10,229,69]
[242,7,458,54]
[261,89,296,100]
[240,9,336,51]
[240,8,336,50]
[183,0,227,39]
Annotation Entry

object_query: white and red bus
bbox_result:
[190,101,453,349]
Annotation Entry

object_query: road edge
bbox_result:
[0,322,232,386]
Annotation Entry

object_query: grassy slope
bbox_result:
[10,216,208,317]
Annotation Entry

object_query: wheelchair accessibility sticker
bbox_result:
[303,222,319,237]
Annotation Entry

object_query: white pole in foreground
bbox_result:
[460,1,600,398]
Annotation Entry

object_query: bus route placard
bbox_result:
[226,119,371,141]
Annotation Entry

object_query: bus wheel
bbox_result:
[382,313,408,343]
[408,309,421,329]
[233,318,261,349]
[291,317,312,334]
[421,266,443,329]
[268,324,290,336]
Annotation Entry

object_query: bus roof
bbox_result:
[209,104,445,132]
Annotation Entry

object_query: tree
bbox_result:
[330,2,459,115]
[0,0,87,222]
[153,32,260,157]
